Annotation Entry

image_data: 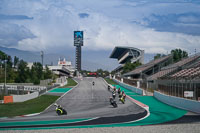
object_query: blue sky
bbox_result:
[0,0,200,55]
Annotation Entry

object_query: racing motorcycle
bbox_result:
[108,85,110,91]
[112,92,116,99]
[54,103,67,115]
[119,97,125,104]
[117,88,121,95]
[109,97,118,108]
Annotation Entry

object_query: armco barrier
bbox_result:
[12,92,39,102]
[154,91,200,114]
[113,79,143,95]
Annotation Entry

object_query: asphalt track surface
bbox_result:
[0,77,147,129]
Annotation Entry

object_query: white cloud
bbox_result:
[0,0,200,54]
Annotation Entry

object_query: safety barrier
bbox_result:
[0,85,47,92]
[12,92,39,103]
[154,91,200,114]
[113,79,143,95]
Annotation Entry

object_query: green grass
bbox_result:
[0,95,59,117]
[104,78,117,85]
[0,94,5,100]
[60,78,77,88]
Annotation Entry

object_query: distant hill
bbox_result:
[0,46,155,71]
[0,46,63,66]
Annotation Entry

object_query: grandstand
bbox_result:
[150,53,200,101]
[110,46,144,76]
[148,53,200,81]
[124,55,172,79]
[111,51,200,101]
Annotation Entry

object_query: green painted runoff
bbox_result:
[0,85,187,130]
[48,88,71,93]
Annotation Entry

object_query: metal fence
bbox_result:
[123,78,137,86]
[156,79,200,101]
[114,76,200,100]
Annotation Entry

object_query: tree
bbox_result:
[14,56,19,68]
[171,49,188,62]
[97,69,103,76]
[15,60,29,83]
[44,65,52,79]
[122,61,142,74]
[6,55,13,68]
[154,54,166,60]
[0,51,6,60]
[30,62,44,84]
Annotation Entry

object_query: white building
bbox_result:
[27,58,75,77]
[48,58,75,77]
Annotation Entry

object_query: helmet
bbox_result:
[54,103,58,106]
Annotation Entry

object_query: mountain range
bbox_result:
[0,46,155,71]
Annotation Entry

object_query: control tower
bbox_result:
[74,31,83,72]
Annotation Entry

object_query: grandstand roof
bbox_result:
[113,65,124,72]
[124,55,171,77]
[109,46,142,58]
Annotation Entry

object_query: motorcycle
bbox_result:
[119,93,122,98]
[54,103,67,115]
[112,92,116,99]
[109,97,118,108]
[117,88,121,95]
[108,85,110,91]
[119,97,125,104]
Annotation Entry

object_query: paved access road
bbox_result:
[0,77,147,129]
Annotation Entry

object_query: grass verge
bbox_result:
[60,78,77,88]
[104,78,117,85]
[0,95,59,117]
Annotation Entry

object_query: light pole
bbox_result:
[41,51,44,66]
[4,59,7,95]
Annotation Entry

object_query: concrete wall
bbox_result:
[12,92,39,102]
[154,91,200,114]
[0,85,47,92]
[113,79,143,95]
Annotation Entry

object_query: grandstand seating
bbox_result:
[170,66,200,79]
[148,67,176,80]
[148,53,200,80]
[124,55,171,77]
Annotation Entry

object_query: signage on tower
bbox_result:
[74,31,83,46]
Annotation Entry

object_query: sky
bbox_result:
[0,0,200,57]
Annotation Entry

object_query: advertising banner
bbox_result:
[184,91,193,98]
[74,31,83,46]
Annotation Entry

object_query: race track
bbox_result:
[0,77,147,129]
